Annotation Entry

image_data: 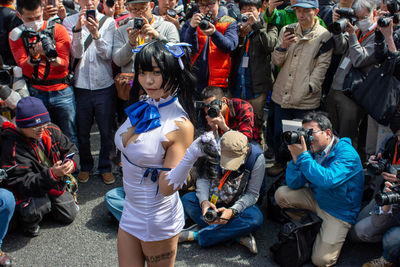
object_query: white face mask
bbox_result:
[356,18,372,33]
[24,19,44,32]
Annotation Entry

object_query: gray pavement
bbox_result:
[2,129,382,267]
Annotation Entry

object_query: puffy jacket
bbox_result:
[286,137,364,224]
[271,19,332,110]
[0,122,79,205]
[191,15,237,88]
[229,21,278,96]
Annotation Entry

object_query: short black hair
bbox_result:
[239,0,261,10]
[201,86,224,100]
[302,111,333,131]
[17,0,42,14]
[0,0,14,5]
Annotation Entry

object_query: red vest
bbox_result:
[191,16,233,88]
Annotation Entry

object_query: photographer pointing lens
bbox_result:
[275,111,364,266]
[9,0,78,145]
[180,130,265,254]
[350,120,400,267]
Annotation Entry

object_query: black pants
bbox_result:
[16,191,78,231]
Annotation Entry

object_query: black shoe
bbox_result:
[0,251,11,267]
[23,225,40,237]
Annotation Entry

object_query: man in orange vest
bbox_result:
[180,0,238,95]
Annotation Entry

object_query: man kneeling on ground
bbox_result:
[180,130,264,254]
[0,97,79,237]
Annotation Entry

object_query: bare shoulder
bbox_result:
[164,118,194,150]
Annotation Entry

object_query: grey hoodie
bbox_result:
[112,15,180,73]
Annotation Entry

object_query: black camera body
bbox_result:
[331,8,357,34]
[21,27,58,61]
[194,99,223,118]
[282,128,314,146]
[0,65,13,88]
[183,2,199,21]
[167,9,177,17]
[134,17,144,29]
[105,0,115,7]
[378,0,400,27]
[375,183,400,206]
[367,158,393,175]
[204,208,222,223]
[199,11,213,30]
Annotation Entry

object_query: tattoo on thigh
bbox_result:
[145,250,175,263]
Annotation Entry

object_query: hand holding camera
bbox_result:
[268,0,284,16]
[51,160,75,179]
[281,26,297,49]
[189,12,203,28]
[84,10,100,38]
[140,17,160,40]
[43,0,58,21]
[127,26,140,48]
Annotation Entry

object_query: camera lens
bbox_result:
[332,18,348,34]
[375,191,400,206]
[40,35,58,59]
[207,106,220,118]
[282,131,300,145]
[204,209,218,222]
[134,18,144,29]
[199,19,210,30]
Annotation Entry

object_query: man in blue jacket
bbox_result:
[275,111,364,267]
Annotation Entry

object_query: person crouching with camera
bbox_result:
[9,0,77,145]
[274,111,364,266]
[350,117,400,267]
[180,130,265,254]
[180,0,238,94]
[0,97,79,237]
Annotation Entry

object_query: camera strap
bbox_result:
[392,140,400,165]
[356,25,376,43]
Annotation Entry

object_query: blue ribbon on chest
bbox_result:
[124,97,177,134]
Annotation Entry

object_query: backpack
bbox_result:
[270,210,322,267]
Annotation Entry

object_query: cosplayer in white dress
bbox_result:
[115,95,187,241]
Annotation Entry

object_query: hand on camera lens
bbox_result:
[213,207,232,224]
[141,18,160,39]
[287,136,307,163]
[382,172,399,183]
[190,13,203,28]
[332,8,340,23]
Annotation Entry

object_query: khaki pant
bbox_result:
[275,186,352,267]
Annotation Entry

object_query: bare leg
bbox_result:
[141,233,180,267]
[117,227,145,267]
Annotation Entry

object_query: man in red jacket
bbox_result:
[9,0,77,145]
[0,97,79,237]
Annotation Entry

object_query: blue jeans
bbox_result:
[0,189,15,248]
[104,187,125,221]
[272,102,312,163]
[181,192,263,247]
[382,226,400,264]
[29,86,78,146]
[75,86,116,174]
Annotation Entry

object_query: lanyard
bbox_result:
[392,140,400,165]
[0,4,15,10]
[245,37,250,53]
[138,17,154,45]
[356,25,376,44]
[217,170,232,191]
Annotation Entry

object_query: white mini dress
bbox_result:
[115,95,187,241]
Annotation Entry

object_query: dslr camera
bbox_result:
[199,11,213,30]
[378,0,400,27]
[375,182,400,206]
[134,17,144,29]
[204,208,222,223]
[182,2,199,21]
[194,99,223,118]
[21,27,58,62]
[241,14,248,23]
[331,8,357,34]
[281,128,314,146]
[366,158,394,175]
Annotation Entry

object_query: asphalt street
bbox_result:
[3,128,382,267]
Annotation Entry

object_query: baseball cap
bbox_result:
[125,0,151,4]
[220,131,249,171]
[292,0,319,9]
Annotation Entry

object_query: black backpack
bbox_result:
[270,210,322,267]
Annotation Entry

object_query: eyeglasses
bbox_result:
[32,123,49,132]
[198,1,217,9]
[126,4,150,13]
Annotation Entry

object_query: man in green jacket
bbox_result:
[264,0,326,32]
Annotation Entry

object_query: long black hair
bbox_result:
[129,39,197,125]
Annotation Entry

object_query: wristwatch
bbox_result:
[231,208,239,218]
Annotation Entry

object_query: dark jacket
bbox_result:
[0,6,22,65]
[228,21,278,96]
[375,27,400,81]
[0,122,79,204]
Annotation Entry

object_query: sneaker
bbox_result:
[267,162,285,177]
[102,172,115,185]
[77,171,90,183]
[239,233,258,254]
[0,251,11,267]
[23,225,40,237]
[182,224,200,232]
[362,256,394,267]
[178,230,196,243]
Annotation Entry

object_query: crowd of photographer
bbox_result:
[0,0,399,265]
